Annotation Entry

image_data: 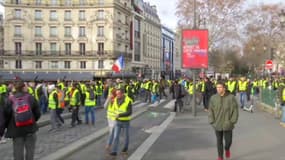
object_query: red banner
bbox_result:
[182,30,208,69]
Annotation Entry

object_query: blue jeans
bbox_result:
[96,96,102,107]
[85,107,95,124]
[40,96,47,114]
[107,121,115,146]
[239,92,247,108]
[111,121,130,153]
[281,106,285,123]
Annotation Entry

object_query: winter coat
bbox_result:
[208,91,239,131]
[4,92,41,138]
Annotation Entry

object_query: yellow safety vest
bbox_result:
[238,81,247,91]
[48,90,57,110]
[70,89,80,106]
[85,91,96,107]
[282,88,285,102]
[188,83,194,95]
[114,96,132,121]
[28,87,34,96]
[107,101,116,120]
[227,81,236,93]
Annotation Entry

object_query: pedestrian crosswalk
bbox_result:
[163,100,175,109]
[149,99,166,107]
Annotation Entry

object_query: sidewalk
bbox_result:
[142,106,285,160]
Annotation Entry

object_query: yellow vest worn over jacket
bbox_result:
[48,90,58,110]
[107,100,116,120]
[85,91,96,107]
[114,96,132,121]
[70,89,80,106]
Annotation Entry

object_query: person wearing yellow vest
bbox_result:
[95,81,103,107]
[56,85,65,124]
[238,77,248,109]
[48,85,63,132]
[104,88,117,151]
[144,80,152,103]
[110,89,133,156]
[280,86,285,127]
[70,83,82,127]
[227,77,237,96]
[151,80,159,104]
[84,84,96,125]
[186,79,194,105]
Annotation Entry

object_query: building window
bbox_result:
[98,60,104,69]
[65,0,72,6]
[98,42,104,55]
[35,61,42,69]
[79,26,86,37]
[14,25,21,37]
[35,10,42,20]
[98,10,104,20]
[35,0,42,5]
[134,41,141,61]
[50,0,57,6]
[98,0,104,5]
[125,15,128,24]
[65,43,71,55]
[50,26,57,37]
[0,60,3,68]
[79,43,85,55]
[79,10,86,21]
[64,26,72,37]
[64,10,71,21]
[15,9,21,19]
[15,42,22,55]
[64,61,71,69]
[79,0,86,5]
[50,61,58,69]
[80,61,86,69]
[15,60,22,69]
[15,0,21,4]
[97,26,104,37]
[50,10,57,21]
[35,26,42,37]
[35,43,42,55]
[50,43,57,55]
[134,18,140,38]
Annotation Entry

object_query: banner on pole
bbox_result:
[181,29,208,69]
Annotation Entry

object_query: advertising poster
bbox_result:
[182,30,208,69]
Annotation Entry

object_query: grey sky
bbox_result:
[0,0,283,30]
[146,0,284,30]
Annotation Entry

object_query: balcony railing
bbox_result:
[2,50,120,58]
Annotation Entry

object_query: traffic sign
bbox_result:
[265,60,273,70]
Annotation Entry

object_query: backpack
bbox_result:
[89,90,95,101]
[10,94,34,127]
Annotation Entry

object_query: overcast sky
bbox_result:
[0,0,283,30]
[146,0,284,30]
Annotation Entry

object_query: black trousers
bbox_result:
[215,130,233,158]
[71,106,81,126]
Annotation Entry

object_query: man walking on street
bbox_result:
[208,81,239,160]
[70,83,82,127]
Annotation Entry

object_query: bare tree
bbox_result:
[176,0,247,50]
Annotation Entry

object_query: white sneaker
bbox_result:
[0,139,7,144]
